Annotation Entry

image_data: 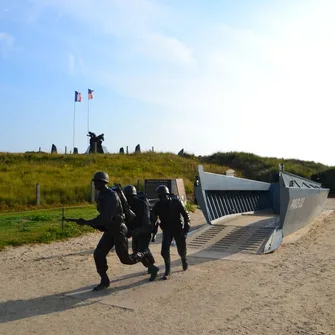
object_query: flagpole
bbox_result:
[87,93,90,148]
[87,96,90,133]
[73,99,76,152]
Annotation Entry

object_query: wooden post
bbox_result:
[126,146,128,154]
[94,142,97,153]
[152,146,154,152]
[90,181,95,203]
[65,146,67,154]
[61,208,64,233]
[36,183,40,205]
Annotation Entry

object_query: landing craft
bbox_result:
[192,164,329,254]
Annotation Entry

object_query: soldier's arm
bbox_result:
[178,199,191,233]
[86,191,117,228]
[150,203,158,225]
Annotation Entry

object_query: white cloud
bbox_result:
[68,52,75,75]
[33,0,193,67]
[12,0,335,163]
[68,52,75,76]
[0,32,14,57]
[86,0,335,162]
[134,32,196,66]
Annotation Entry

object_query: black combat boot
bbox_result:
[162,258,171,280]
[148,264,159,282]
[93,273,110,291]
[181,257,188,271]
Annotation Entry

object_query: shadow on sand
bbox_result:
[1,214,277,323]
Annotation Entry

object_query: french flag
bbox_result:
[74,91,82,102]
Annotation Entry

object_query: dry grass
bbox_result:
[0,151,229,212]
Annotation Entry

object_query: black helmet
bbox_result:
[156,185,170,196]
[92,171,109,183]
[123,185,137,196]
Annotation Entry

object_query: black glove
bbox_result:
[182,223,190,239]
[152,224,158,235]
[77,218,87,225]
[181,229,188,239]
[96,225,107,232]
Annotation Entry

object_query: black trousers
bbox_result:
[94,224,149,276]
[132,233,156,269]
[161,230,187,271]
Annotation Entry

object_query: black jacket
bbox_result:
[127,196,152,236]
[86,187,124,232]
[151,197,190,233]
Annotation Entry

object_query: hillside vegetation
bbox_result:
[0,151,330,212]
[200,152,328,182]
[311,168,335,194]
[0,152,230,212]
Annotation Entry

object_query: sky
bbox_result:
[0,0,335,165]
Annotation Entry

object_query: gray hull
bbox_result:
[279,171,329,237]
[194,165,329,253]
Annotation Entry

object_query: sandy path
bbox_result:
[0,207,334,335]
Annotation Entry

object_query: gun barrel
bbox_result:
[62,217,79,222]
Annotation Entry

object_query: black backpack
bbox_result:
[111,184,136,224]
[137,191,150,205]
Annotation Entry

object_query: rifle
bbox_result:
[61,208,106,232]
[151,222,159,242]
[111,183,136,224]
[63,218,80,223]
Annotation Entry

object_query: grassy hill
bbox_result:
[311,168,335,194]
[0,152,230,212]
[200,152,329,182]
[0,151,330,212]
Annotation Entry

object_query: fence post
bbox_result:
[90,181,95,203]
[65,146,67,154]
[36,183,40,205]
[126,146,129,154]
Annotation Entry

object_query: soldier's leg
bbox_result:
[132,235,150,270]
[132,235,138,254]
[114,223,147,265]
[174,233,188,271]
[161,231,173,279]
[93,232,115,291]
[136,234,159,281]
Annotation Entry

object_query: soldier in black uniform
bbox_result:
[77,172,154,291]
[151,185,191,280]
[123,185,159,281]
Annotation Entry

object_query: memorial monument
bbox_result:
[85,131,108,154]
